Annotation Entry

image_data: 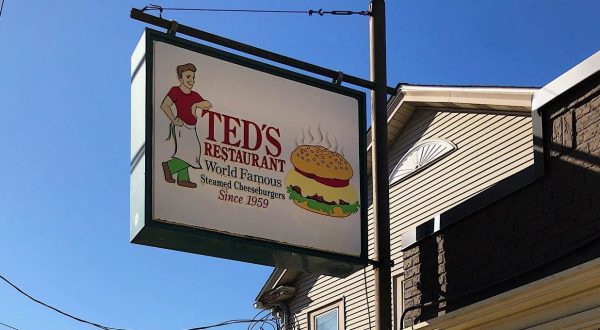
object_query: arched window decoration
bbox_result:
[390,139,457,185]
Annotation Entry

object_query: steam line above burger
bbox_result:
[285,145,359,218]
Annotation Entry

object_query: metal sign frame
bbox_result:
[131,28,368,277]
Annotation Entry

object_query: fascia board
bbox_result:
[255,268,301,306]
[401,87,536,109]
[533,50,600,111]
[255,268,286,304]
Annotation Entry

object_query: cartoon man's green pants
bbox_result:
[163,158,191,181]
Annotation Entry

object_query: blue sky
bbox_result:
[0,0,598,329]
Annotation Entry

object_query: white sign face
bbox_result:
[150,37,365,257]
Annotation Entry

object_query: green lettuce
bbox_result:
[287,186,359,215]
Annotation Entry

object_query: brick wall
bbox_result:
[402,74,600,327]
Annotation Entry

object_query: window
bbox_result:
[390,139,457,185]
[308,299,345,330]
[315,309,338,330]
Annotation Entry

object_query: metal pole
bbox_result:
[130,8,397,95]
[370,0,392,329]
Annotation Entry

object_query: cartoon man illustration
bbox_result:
[161,63,212,188]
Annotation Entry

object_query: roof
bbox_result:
[365,84,537,172]
[254,268,300,309]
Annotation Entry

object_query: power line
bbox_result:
[362,267,373,330]
[0,0,5,17]
[0,274,127,330]
[187,319,279,330]
[247,309,270,330]
[141,4,370,18]
[252,310,277,330]
[1,271,280,330]
[0,322,18,330]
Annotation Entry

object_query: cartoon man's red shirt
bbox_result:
[167,86,205,125]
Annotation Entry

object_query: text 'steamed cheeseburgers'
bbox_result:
[285,145,359,218]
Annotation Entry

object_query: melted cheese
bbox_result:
[285,170,358,203]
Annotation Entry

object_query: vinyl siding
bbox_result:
[285,108,533,329]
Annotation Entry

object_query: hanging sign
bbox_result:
[130,29,367,277]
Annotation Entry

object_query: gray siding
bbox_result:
[285,108,533,329]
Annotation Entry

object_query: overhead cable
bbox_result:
[362,268,373,330]
[187,318,279,330]
[1,272,281,330]
[0,274,127,330]
[247,309,271,330]
[0,322,18,330]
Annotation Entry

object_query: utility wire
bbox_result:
[255,312,277,330]
[362,267,373,330]
[272,312,281,330]
[141,4,370,18]
[0,274,127,330]
[0,322,18,330]
[0,0,5,17]
[188,319,279,330]
[247,309,270,330]
[1,271,280,330]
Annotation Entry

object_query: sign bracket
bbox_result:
[130,8,397,95]
[167,20,179,36]
[332,71,344,85]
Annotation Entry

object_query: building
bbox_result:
[401,50,600,329]
[255,50,600,330]
[254,82,538,328]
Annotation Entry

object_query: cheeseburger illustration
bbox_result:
[285,145,359,218]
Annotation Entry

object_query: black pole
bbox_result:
[370,0,392,329]
[130,8,397,95]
